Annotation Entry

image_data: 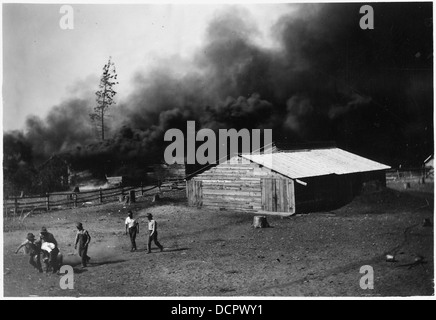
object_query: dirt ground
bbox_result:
[3,183,434,297]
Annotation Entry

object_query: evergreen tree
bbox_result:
[90,57,118,140]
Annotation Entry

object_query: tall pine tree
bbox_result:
[90,57,118,140]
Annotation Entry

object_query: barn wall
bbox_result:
[187,156,290,212]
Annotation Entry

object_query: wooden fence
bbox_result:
[386,167,432,182]
[3,180,185,217]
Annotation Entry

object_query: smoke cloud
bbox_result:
[3,3,433,175]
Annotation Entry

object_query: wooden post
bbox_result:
[99,188,103,204]
[46,193,50,211]
[119,186,125,202]
[129,190,136,203]
[253,216,269,228]
[14,197,18,216]
[74,193,78,208]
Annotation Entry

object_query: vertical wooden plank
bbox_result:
[46,193,50,212]
[272,179,276,212]
[275,179,280,212]
[194,180,198,206]
[260,178,264,210]
[265,178,269,211]
[271,179,275,211]
[277,180,281,211]
[195,180,198,206]
[282,180,288,212]
[191,180,195,205]
[289,179,295,214]
[266,178,269,211]
[199,180,203,207]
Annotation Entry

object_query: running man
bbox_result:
[15,233,43,273]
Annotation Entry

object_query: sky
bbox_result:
[1,1,433,169]
[2,2,296,131]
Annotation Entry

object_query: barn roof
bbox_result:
[241,148,390,179]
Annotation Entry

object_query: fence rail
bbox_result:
[3,179,186,217]
[386,167,433,182]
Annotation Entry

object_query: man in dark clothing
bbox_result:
[15,233,43,273]
[125,211,139,252]
[40,227,59,273]
[74,222,91,268]
[146,213,163,254]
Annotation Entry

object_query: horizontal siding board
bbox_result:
[202,190,262,197]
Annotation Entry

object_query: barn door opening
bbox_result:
[261,178,295,213]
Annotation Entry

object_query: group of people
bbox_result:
[15,226,63,274]
[16,222,91,273]
[16,210,163,274]
[125,211,164,253]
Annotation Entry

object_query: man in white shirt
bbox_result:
[125,211,139,252]
[146,213,163,254]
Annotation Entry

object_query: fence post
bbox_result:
[14,197,18,216]
[46,193,50,212]
[129,190,136,203]
[74,193,78,208]
[99,188,103,204]
[141,182,144,195]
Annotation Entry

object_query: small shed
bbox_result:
[186,148,390,214]
[106,175,123,186]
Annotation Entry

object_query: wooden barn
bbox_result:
[186,148,390,214]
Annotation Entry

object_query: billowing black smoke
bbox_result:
[4,3,433,181]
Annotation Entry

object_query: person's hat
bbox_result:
[146,213,153,218]
[27,233,35,240]
[40,227,48,233]
[76,222,83,228]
